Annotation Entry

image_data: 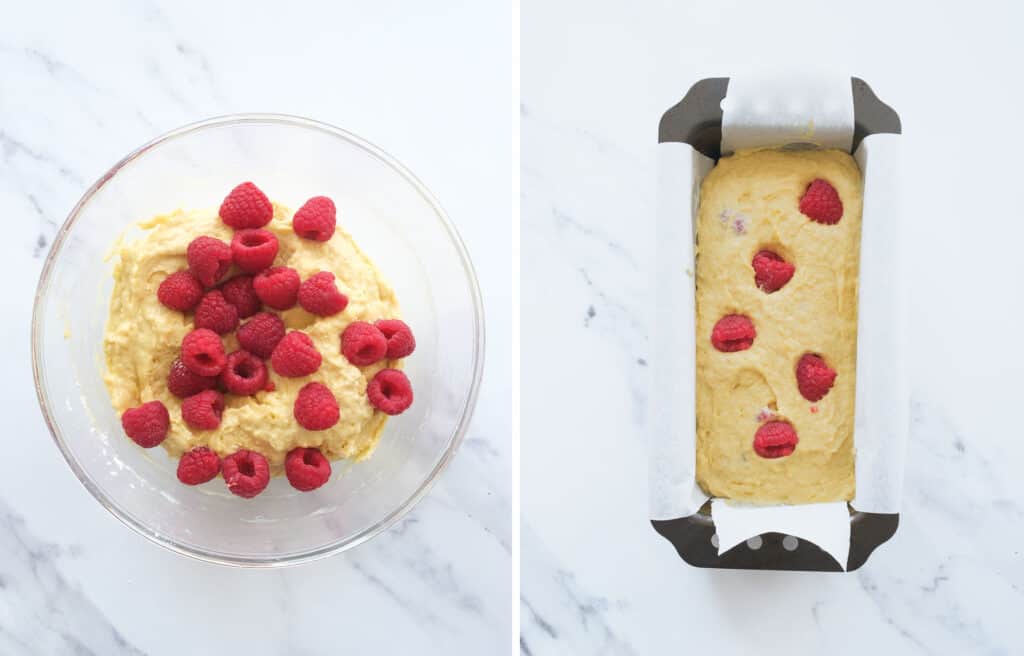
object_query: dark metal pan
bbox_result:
[653,77,901,572]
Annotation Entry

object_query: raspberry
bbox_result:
[181,389,224,430]
[270,331,322,377]
[711,315,756,352]
[186,236,233,288]
[752,250,795,293]
[231,229,279,274]
[194,290,239,335]
[221,450,271,498]
[253,266,300,310]
[237,312,286,359]
[799,179,843,224]
[177,446,221,485]
[293,382,340,430]
[292,196,336,241]
[367,369,413,415]
[120,401,169,448]
[219,181,273,229]
[220,350,268,396]
[167,358,219,398]
[181,328,227,376]
[375,319,416,359]
[285,447,332,491]
[219,275,261,318]
[753,421,799,458]
[157,270,203,312]
[298,271,348,316]
[341,321,387,366]
[796,353,837,402]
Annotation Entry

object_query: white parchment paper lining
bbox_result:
[650,75,905,570]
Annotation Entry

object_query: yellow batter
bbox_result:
[103,203,400,472]
[695,148,861,503]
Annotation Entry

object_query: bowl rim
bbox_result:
[30,113,485,567]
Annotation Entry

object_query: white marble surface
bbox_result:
[2,1,514,654]
[522,1,1024,654]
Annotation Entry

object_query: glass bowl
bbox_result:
[31,114,484,566]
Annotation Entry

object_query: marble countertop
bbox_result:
[521,2,1023,654]
[2,2,514,654]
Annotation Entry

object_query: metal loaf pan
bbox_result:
[651,77,901,572]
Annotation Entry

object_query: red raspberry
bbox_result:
[120,401,170,448]
[221,450,271,498]
[293,382,340,430]
[711,315,756,352]
[177,446,221,485]
[219,181,273,229]
[367,369,413,415]
[194,290,239,335]
[220,350,268,396]
[796,353,837,402]
[298,272,348,316]
[181,328,227,376]
[231,229,279,274]
[292,196,336,241]
[219,275,261,318]
[181,389,224,430]
[253,266,301,310]
[186,236,233,288]
[752,251,795,293]
[167,358,219,398]
[285,447,332,491]
[341,321,387,366]
[799,179,843,224]
[753,421,799,458]
[157,270,203,312]
[375,319,416,359]
[237,312,286,359]
[270,331,322,377]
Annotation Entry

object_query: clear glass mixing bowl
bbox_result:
[31,114,484,566]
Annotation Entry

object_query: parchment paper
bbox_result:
[650,76,904,570]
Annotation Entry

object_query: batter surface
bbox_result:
[103,203,399,472]
[695,148,861,503]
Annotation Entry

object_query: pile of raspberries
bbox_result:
[120,182,415,498]
[707,178,844,460]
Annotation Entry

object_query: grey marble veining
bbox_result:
[0,500,144,655]
[2,1,514,654]
[520,2,1024,654]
